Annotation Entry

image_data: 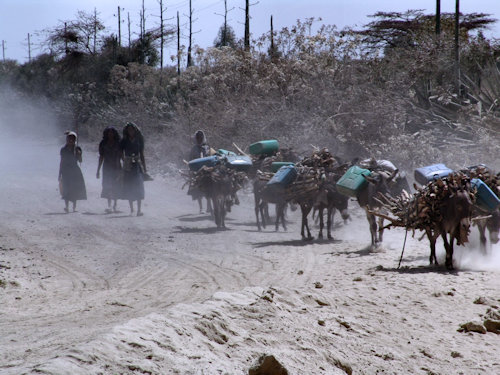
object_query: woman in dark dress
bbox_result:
[96,126,122,213]
[120,122,146,216]
[58,131,87,213]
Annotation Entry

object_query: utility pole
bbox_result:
[158,0,167,70]
[244,0,249,51]
[140,0,146,63]
[435,0,441,35]
[223,0,228,46]
[27,33,31,63]
[270,15,275,58]
[177,11,181,76]
[2,40,5,61]
[93,7,97,54]
[117,6,122,47]
[454,0,460,93]
[128,12,131,50]
[177,11,181,75]
[215,0,234,47]
[64,22,68,53]
[242,0,258,51]
[187,0,193,67]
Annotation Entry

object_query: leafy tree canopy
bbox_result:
[358,10,497,49]
[214,24,238,48]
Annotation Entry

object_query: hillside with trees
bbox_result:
[1,8,500,172]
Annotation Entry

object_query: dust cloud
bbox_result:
[0,85,64,211]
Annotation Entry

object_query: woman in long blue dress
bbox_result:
[58,131,87,213]
[120,122,146,216]
[96,127,122,213]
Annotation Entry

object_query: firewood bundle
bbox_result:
[251,148,297,173]
[461,165,500,196]
[284,166,323,202]
[256,170,274,182]
[297,147,340,172]
[376,172,476,232]
[182,165,248,194]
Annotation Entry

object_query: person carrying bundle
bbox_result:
[188,130,213,214]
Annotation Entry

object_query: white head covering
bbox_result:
[65,130,77,139]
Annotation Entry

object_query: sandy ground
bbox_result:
[1,137,500,375]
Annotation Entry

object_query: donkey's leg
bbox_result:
[318,206,325,239]
[327,205,333,240]
[254,194,262,231]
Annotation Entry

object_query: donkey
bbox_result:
[425,190,474,269]
[316,185,350,240]
[253,179,289,231]
[357,169,398,248]
[475,209,500,254]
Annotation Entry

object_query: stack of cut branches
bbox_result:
[461,165,500,196]
[284,166,323,202]
[256,170,274,182]
[375,172,476,233]
[251,148,298,173]
[182,164,248,194]
[297,147,339,171]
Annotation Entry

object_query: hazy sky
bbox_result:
[1,0,500,64]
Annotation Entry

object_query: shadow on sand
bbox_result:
[376,264,459,275]
[250,238,341,249]
[177,214,213,222]
[330,244,387,257]
[173,226,229,234]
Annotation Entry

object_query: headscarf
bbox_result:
[193,130,207,145]
[65,130,77,140]
[123,122,144,146]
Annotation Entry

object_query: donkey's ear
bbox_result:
[387,169,399,184]
[363,174,377,184]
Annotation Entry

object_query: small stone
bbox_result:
[485,308,500,321]
[474,297,488,305]
[451,351,462,358]
[248,354,288,375]
[318,320,325,326]
[297,270,304,275]
[484,319,500,334]
[458,322,487,334]
[314,282,323,289]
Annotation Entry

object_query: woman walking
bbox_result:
[58,131,87,212]
[96,126,122,213]
[120,122,146,216]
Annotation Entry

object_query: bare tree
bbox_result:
[44,10,105,56]
[187,0,193,67]
[153,0,169,70]
[177,11,181,75]
[215,0,234,47]
[436,0,441,35]
[454,0,460,93]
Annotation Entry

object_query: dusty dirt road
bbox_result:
[1,136,500,374]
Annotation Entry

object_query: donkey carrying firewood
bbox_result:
[357,169,399,248]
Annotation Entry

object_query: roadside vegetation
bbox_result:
[1,10,499,171]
